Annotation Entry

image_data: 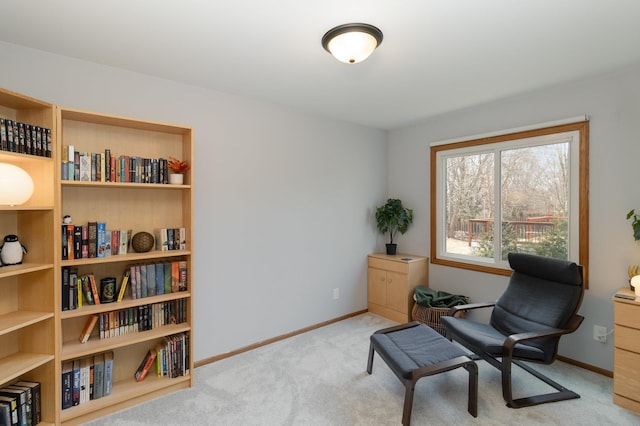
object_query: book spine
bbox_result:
[62,267,70,311]
[134,350,157,382]
[88,222,97,258]
[89,274,101,304]
[97,222,106,258]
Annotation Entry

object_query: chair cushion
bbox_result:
[370,324,468,379]
[441,316,546,361]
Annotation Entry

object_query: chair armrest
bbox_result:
[503,314,585,354]
[449,301,496,317]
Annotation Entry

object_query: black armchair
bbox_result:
[440,252,584,408]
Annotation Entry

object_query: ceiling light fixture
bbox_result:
[322,23,383,64]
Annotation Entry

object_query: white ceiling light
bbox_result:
[0,163,34,206]
[322,23,383,64]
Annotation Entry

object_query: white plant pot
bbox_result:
[169,174,184,185]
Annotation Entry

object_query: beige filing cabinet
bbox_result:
[613,287,640,414]
[368,253,428,322]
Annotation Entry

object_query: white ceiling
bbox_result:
[2,0,640,129]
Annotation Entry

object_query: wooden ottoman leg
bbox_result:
[402,381,416,426]
[465,361,478,417]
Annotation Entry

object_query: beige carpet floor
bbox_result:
[84,313,640,425]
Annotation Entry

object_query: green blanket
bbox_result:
[414,285,467,308]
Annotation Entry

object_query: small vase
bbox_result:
[169,174,184,185]
[385,243,397,255]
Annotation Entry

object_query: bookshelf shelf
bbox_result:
[0,87,57,424]
[0,262,54,279]
[56,105,194,423]
[0,352,55,390]
[62,180,191,189]
[61,323,191,360]
[0,311,54,335]
[60,374,191,424]
[60,291,191,319]
[60,250,190,267]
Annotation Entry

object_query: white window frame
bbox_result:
[430,119,589,285]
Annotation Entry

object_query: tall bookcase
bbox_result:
[0,88,57,424]
[55,107,194,424]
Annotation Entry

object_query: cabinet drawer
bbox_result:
[614,348,640,401]
[368,257,409,274]
[615,302,640,329]
[615,325,640,353]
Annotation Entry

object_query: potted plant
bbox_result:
[627,209,640,241]
[167,157,190,184]
[376,198,414,255]
[626,209,640,291]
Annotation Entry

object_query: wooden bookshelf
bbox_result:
[55,106,194,424]
[0,87,57,424]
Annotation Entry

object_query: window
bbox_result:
[430,120,589,285]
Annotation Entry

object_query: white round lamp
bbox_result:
[0,163,34,206]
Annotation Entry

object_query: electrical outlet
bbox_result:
[333,288,339,300]
[593,325,607,343]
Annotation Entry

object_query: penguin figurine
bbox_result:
[0,234,28,266]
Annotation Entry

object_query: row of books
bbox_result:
[79,299,188,344]
[62,260,188,311]
[136,333,190,382]
[0,117,51,158]
[61,223,133,261]
[62,223,187,261]
[0,381,41,426]
[61,352,113,410]
[61,145,173,184]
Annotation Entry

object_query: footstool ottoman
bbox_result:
[367,321,478,425]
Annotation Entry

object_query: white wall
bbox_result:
[0,42,388,361]
[388,63,640,371]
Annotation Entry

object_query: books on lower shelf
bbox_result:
[136,333,190,382]
[61,352,114,410]
[97,299,188,340]
[61,260,189,311]
[0,380,41,426]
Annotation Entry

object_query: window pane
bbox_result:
[500,142,569,260]
[444,153,494,257]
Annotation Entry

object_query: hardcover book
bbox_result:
[117,268,131,302]
[92,353,105,400]
[88,274,101,305]
[13,382,40,426]
[147,263,156,297]
[134,350,157,382]
[72,359,81,406]
[79,152,91,181]
[79,314,99,344]
[97,222,107,258]
[0,395,18,426]
[61,361,73,410]
[104,352,114,396]
[88,222,97,258]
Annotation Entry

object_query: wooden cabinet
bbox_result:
[367,253,428,322]
[55,107,194,424]
[0,88,57,424]
[613,288,640,414]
